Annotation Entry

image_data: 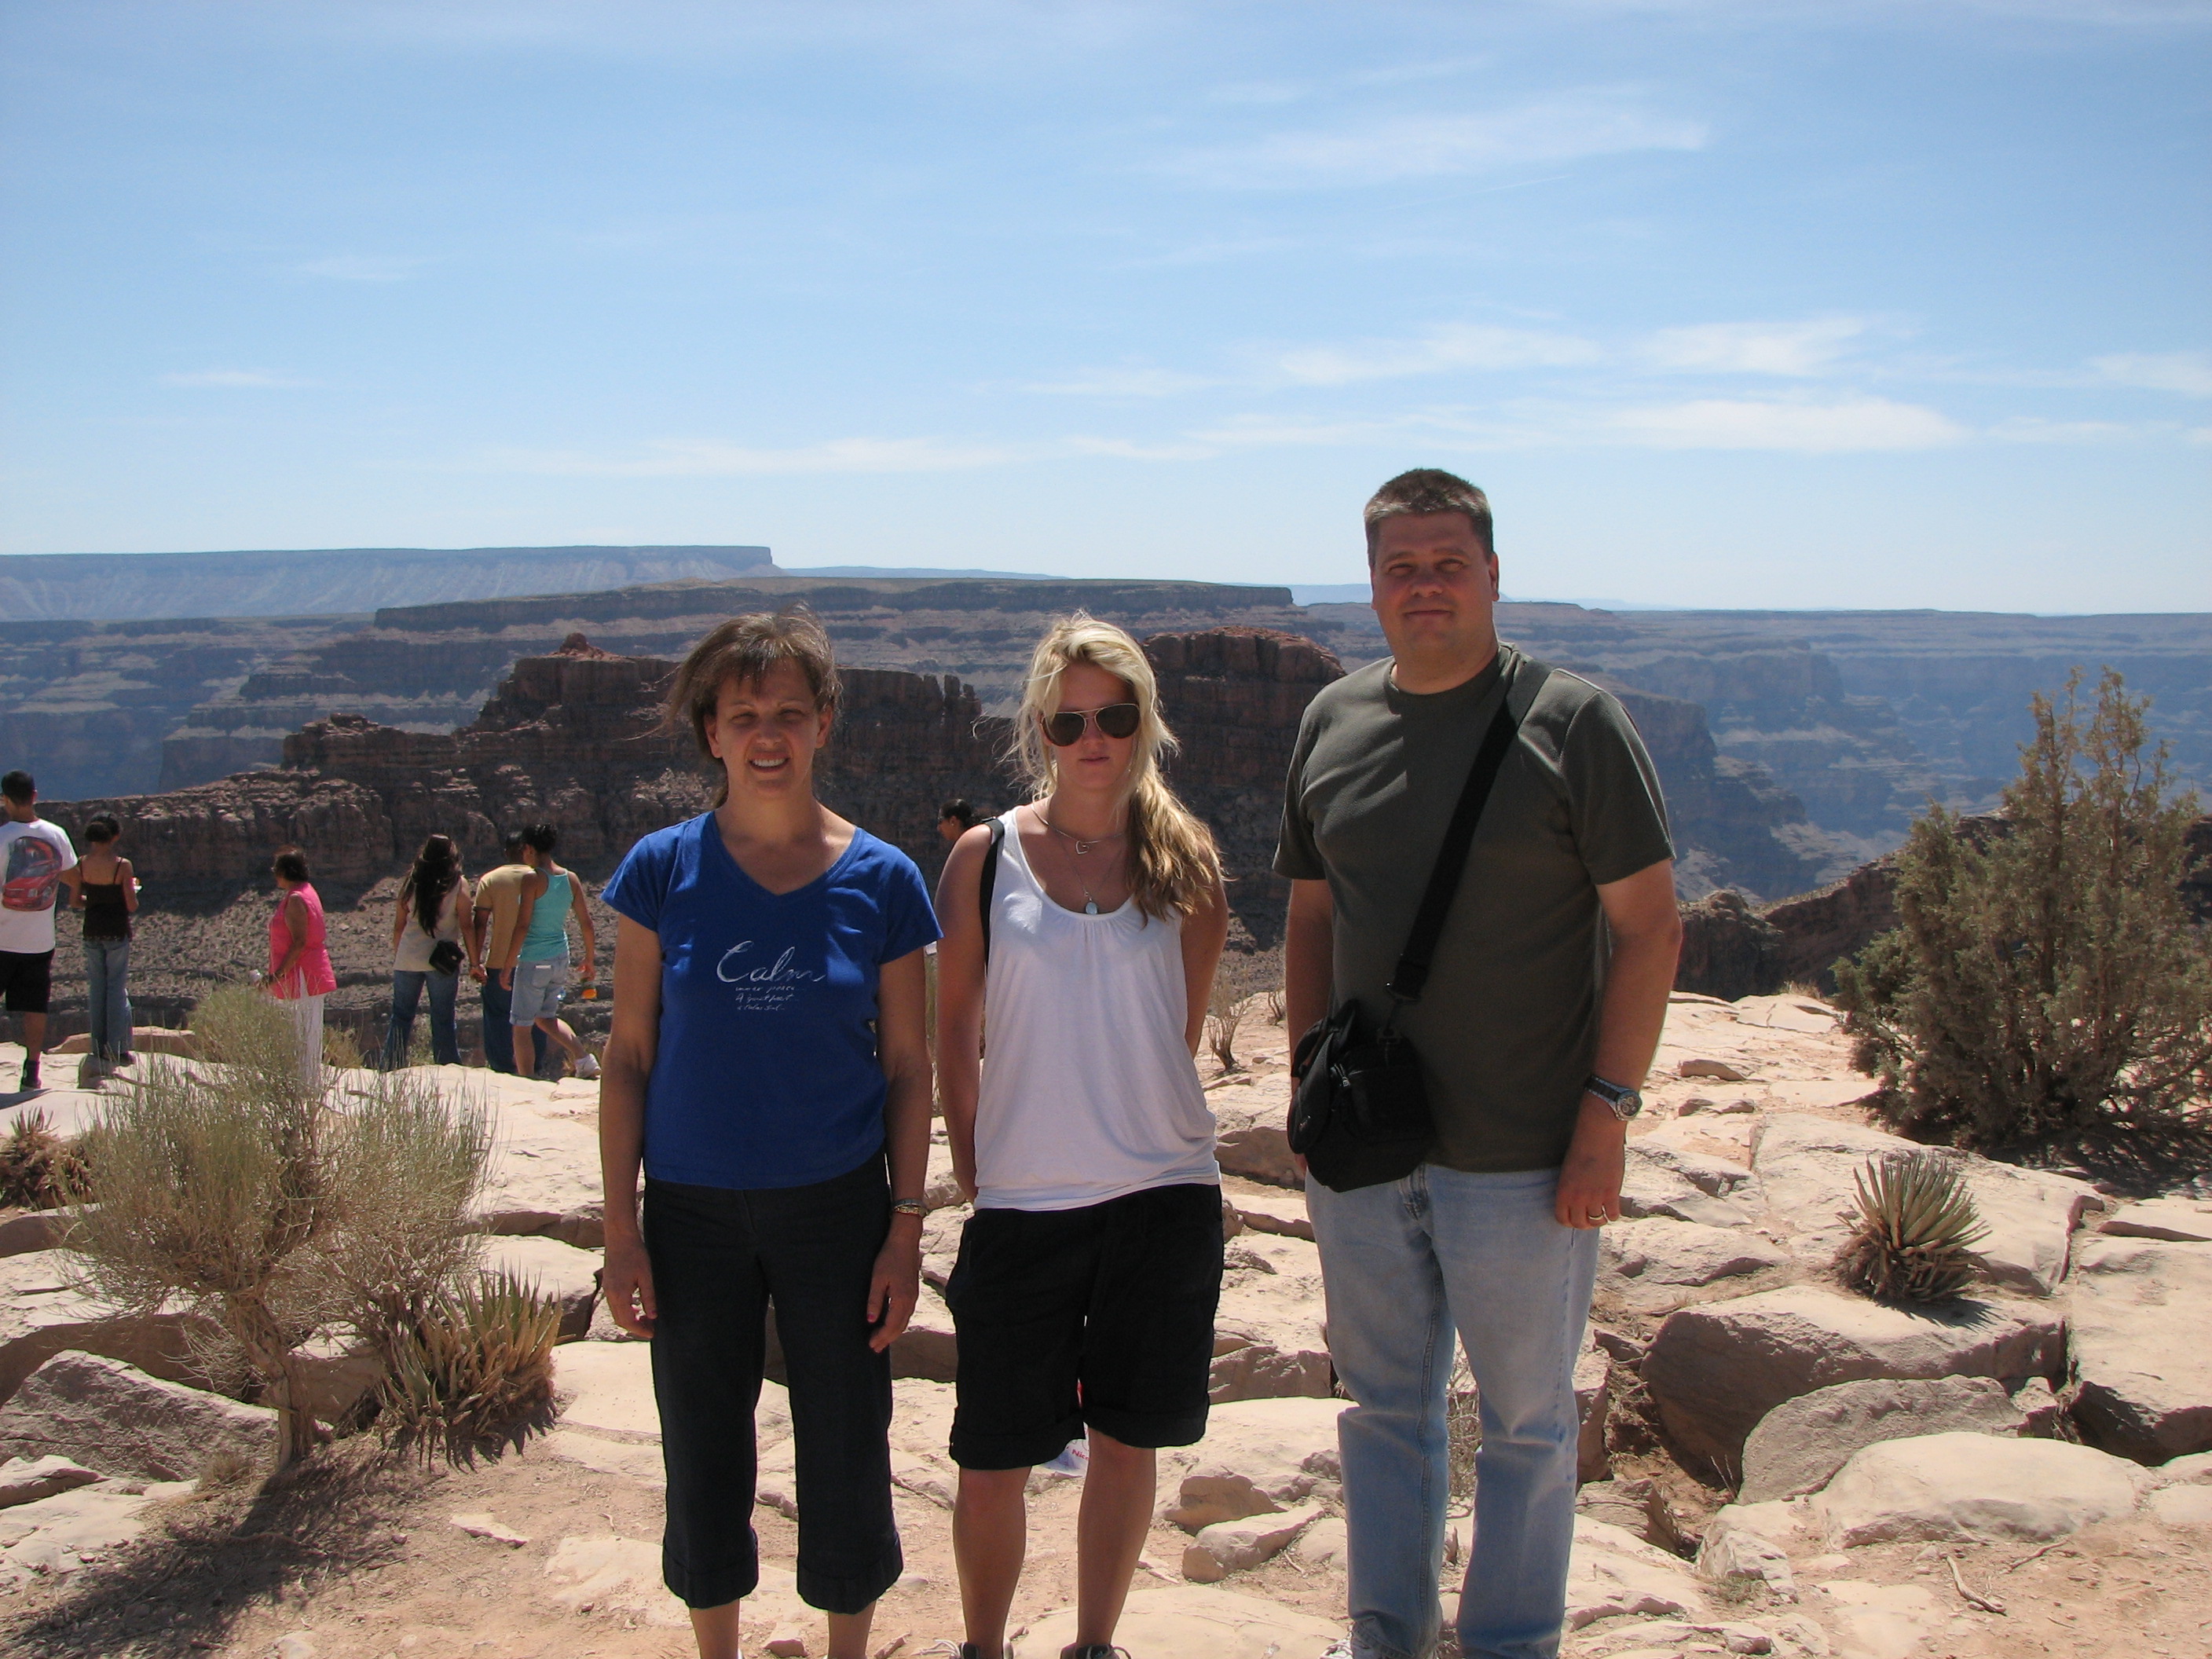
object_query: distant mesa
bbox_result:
[0,543,776,621]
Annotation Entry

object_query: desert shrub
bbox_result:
[63,984,496,1471]
[1834,1150,1988,1302]
[1,1108,89,1210]
[1445,1351,1481,1511]
[1206,987,1251,1074]
[1834,670,2212,1151]
[374,1268,561,1463]
[322,1023,366,1072]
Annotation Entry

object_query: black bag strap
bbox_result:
[1385,661,1526,1007]
[978,816,1006,962]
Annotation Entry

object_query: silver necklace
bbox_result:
[1038,808,1122,914]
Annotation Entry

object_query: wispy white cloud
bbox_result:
[298,255,430,283]
[2188,427,2212,445]
[1064,435,1218,461]
[1988,416,2138,444]
[1163,94,1707,189]
[1276,323,1602,384]
[1640,317,1870,375]
[1027,367,1221,397]
[159,368,316,389]
[2092,351,2212,397]
[1604,394,1966,452]
[485,435,1015,476]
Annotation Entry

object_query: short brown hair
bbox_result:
[1364,468,1493,562]
[661,608,840,805]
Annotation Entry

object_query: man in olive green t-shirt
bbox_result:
[1276,470,1681,1659]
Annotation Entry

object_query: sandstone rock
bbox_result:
[1165,1397,1343,1529]
[471,1077,606,1243]
[2067,1235,2212,1463]
[483,1233,602,1341]
[0,1455,101,1508]
[2152,1449,2212,1487]
[1618,1139,1762,1229]
[0,1485,155,1579]
[2099,1196,2212,1243]
[1738,1375,2025,1503]
[1599,1218,1789,1315]
[922,1139,964,1212]
[0,1350,275,1481]
[1678,1058,1752,1082]
[540,1534,693,1628]
[1696,1500,1804,1599]
[1749,1113,2097,1297]
[1182,1502,1322,1580]
[272,1634,317,1659]
[1227,1183,1313,1242]
[288,1334,385,1426]
[1811,1580,1943,1659]
[2147,1484,2212,1527]
[0,1247,213,1404]
[1290,1514,1348,1571]
[1020,1584,1342,1659]
[1565,1515,1709,1629]
[1577,1478,1686,1553]
[2009,1375,2065,1437]
[918,1202,966,1291]
[1211,1088,1299,1188]
[890,1281,959,1383]
[555,1339,664,1441]
[1815,1431,2148,1545]
[1210,1233,1331,1402]
[1641,1284,2064,1474]
[1575,1334,1613,1485]
[0,1210,73,1258]
[450,1511,529,1546]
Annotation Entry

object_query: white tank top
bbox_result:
[973,811,1220,1211]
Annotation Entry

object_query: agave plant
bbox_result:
[375,1268,561,1463]
[1835,1149,1990,1302]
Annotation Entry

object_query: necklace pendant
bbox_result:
[1084,899,1100,915]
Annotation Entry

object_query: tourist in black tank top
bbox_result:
[64,814,137,1071]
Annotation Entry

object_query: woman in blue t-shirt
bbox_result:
[599,608,939,1659]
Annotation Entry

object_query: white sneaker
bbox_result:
[576,1053,601,1080]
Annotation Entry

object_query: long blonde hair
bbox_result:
[1013,614,1219,921]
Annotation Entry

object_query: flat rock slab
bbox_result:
[2067,1234,2212,1463]
[471,1077,605,1240]
[1815,1430,2148,1545]
[0,1485,155,1581]
[0,1247,212,1404]
[1166,1396,1345,1529]
[1021,1584,1343,1658]
[1211,1233,1331,1402]
[1564,1515,1708,1630]
[2100,1196,2212,1243]
[0,1454,101,1508]
[1811,1579,1945,1659]
[482,1233,602,1339]
[0,1210,73,1259]
[1211,1084,1299,1189]
[1618,1138,1762,1229]
[1226,1182,1313,1242]
[1183,1501,1322,1580]
[0,1350,274,1482]
[1739,1374,2025,1503]
[1599,1218,1789,1315]
[1750,1113,2097,1297]
[1641,1283,2064,1474]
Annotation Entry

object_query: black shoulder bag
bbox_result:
[1287,668,1527,1193]
[978,816,1006,959]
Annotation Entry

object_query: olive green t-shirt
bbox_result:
[1274,645,1674,1173]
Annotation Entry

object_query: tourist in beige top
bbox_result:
[471,828,545,1075]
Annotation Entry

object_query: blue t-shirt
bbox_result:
[602,813,940,1190]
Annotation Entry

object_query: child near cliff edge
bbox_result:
[933,613,1230,1659]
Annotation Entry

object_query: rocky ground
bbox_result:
[3,994,2210,1659]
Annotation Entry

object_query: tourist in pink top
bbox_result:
[264,845,336,1091]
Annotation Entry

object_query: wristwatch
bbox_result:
[890,1198,928,1219]
[1583,1075,1644,1121]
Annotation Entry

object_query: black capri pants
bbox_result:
[643,1157,902,1613]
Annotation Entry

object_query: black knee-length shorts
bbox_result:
[945,1180,1225,1470]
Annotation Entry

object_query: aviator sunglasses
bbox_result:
[1042,701,1142,745]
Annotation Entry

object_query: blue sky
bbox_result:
[2,0,2207,610]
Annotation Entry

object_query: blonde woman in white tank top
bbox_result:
[935,617,1228,1659]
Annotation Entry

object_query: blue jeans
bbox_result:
[380,969,460,1068]
[1309,1164,1599,1659]
[83,939,132,1063]
[479,977,551,1076]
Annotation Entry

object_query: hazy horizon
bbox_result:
[3,2,2207,611]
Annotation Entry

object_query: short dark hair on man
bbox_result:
[940,798,977,830]
[1,770,33,804]
[272,847,310,884]
[503,827,528,857]
[522,822,559,855]
[1364,468,1494,562]
[84,815,120,844]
